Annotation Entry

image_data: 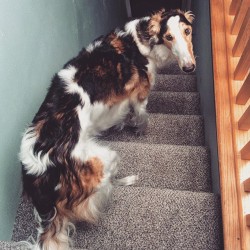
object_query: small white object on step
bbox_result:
[114,175,139,186]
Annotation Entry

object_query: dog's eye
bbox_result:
[165,35,173,41]
[185,28,191,35]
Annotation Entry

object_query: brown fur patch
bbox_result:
[108,33,124,54]
[187,39,195,63]
[58,157,103,209]
[175,9,194,24]
[148,9,165,35]
[117,63,122,81]
[131,77,150,102]
[105,90,129,107]
[34,119,46,135]
[124,67,140,92]
[52,157,104,226]
[104,66,137,106]
[104,66,151,106]
[126,67,150,102]
[83,157,103,188]
[54,112,64,120]
[184,11,195,23]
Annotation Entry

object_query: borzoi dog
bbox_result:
[19,9,196,249]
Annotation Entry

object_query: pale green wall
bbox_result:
[0,0,127,240]
[75,0,127,47]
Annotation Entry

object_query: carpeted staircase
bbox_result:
[2,62,223,249]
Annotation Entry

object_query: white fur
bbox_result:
[115,29,126,38]
[72,137,119,172]
[86,40,102,53]
[150,44,175,69]
[90,100,130,135]
[57,66,77,86]
[59,66,92,113]
[19,128,53,176]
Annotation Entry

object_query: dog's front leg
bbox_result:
[129,98,149,135]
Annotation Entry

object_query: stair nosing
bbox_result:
[113,185,217,196]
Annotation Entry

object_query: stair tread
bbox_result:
[154,74,197,92]
[11,187,223,250]
[101,113,204,146]
[148,91,200,115]
[73,186,223,250]
[103,141,212,192]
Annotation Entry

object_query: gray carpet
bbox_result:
[0,241,26,250]
[147,91,200,114]
[73,187,222,250]
[104,141,212,192]
[153,74,197,92]
[102,113,205,146]
[7,61,223,249]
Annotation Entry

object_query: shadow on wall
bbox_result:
[191,0,220,193]
[129,0,182,17]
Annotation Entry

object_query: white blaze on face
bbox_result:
[166,16,195,71]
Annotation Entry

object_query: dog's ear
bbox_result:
[184,11,195,24]
[148,9,165,45]
[148,8,165,36]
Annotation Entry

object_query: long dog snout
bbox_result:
[174,46,196,73]
[182,63,196,73]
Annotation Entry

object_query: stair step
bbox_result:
[11,187,223,250]
[154,74,197,92]
[101,113,204,146]
[103,141,212,192]
[73,186,223,250]
[148,91,200,115]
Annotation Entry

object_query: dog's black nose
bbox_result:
[182,64,195,73]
